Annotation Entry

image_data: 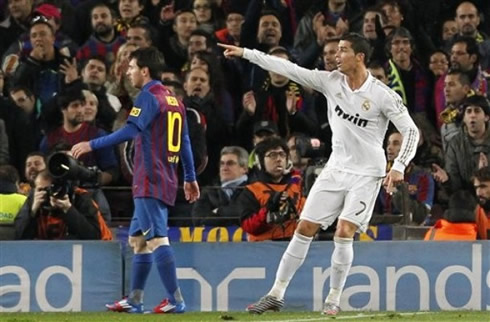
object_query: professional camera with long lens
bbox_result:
[41,153,100,210]
[48,152,100,187]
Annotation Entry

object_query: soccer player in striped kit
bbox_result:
[219,33,419,316]
[72,47,200,314]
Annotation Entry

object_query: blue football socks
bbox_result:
[153,245,180,303]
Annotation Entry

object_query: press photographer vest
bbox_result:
[245,175,305,242]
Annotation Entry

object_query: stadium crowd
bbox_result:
[0,0,489,241]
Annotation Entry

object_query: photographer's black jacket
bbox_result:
[14,189,102,240]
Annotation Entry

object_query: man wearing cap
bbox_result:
[11,12,75,104]
[435,95,490,194]
[246,121,279,176]
[2,3,77,76]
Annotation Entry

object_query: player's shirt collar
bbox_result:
[142,79,160,91]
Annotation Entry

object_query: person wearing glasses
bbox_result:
[192,146,249,227]
[236,137,305,242]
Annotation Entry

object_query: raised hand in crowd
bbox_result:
[479,152,488,169]
[431,163,449,183]
[242,90,256,116]
[160,0,175,22]
[60,58,79,84]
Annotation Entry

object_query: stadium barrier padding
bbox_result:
[1,241,489,312]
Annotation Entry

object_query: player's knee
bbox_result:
[147,236,170,251]
[128,236,149,253]
[335,220,357,238]
[296,220,320,237]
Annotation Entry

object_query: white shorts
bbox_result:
[300,168,382,232]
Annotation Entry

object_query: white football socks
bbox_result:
[326,237,353,306]
[268,232,313,299]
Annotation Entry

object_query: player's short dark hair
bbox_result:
[129,47,165,80]
[340,33,372,64]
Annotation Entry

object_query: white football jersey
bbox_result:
[243,48,419,177]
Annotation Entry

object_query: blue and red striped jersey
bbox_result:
[128,80,194,205]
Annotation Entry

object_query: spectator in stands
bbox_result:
[441,19,458,46]
[81,57,121,115]
[322,38,339,71]
[385,27,435,133]
[107,42,139,104]
[192,0,224,34]
[183,66,230,185]
[186,29,214,67]
[23,151,46,188]
[14,169,112,240]
[2,3,77,77]
[0,119,8,165]
[12,16,71,104]
[157,9,198,70]
[236,46,317,145]
[237,137,305,241]
[39,86,119,186]
[192,146,248,226]
[115,0,147,36]
[428,50,450,78]
[449,36,487,96]
[0,165,26,240]
[368,61,389,85]
[215,7,244,46]
[0,87,36,176]
[424,190,478,241]
[77,2,126,67]
[436,69,472,149]
[473,166,490,239]
[434,95,490,194]
[376,131,434,224]
[452,1,490,70]
[361,8,386,62]
[0,0,33,57]
[126,22,152,48]
[9,85,43,146]
[247,120,280,169]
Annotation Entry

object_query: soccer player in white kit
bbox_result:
[219,33,419,316]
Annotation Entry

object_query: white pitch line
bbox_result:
[256,311,431,322]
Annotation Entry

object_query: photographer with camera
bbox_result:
[14,169,111,240]
[236,137,305,241]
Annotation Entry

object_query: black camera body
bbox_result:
[267,191,297,225]
[48,152,100,188]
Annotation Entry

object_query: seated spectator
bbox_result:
[376,131,434,224]
[76,2,126,67]
[472,167,490,239]
[192,146,248,226]
[14,169,112,240]
[0,165,27,240]
[39,86,120,186]
[424,190,478,241]
[19,151,46,195]
[11,16,72,105]
[2,3,77,77]
[236,47,317,144]
[434,95,490,194]
[236,137,305,241]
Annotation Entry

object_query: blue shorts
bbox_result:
[129,197,169,240]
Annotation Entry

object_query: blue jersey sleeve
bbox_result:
[127,91,160,131]
[181,118,196,182]
[90,123,140,150]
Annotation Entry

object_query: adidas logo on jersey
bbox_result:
[334,105,368,128]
